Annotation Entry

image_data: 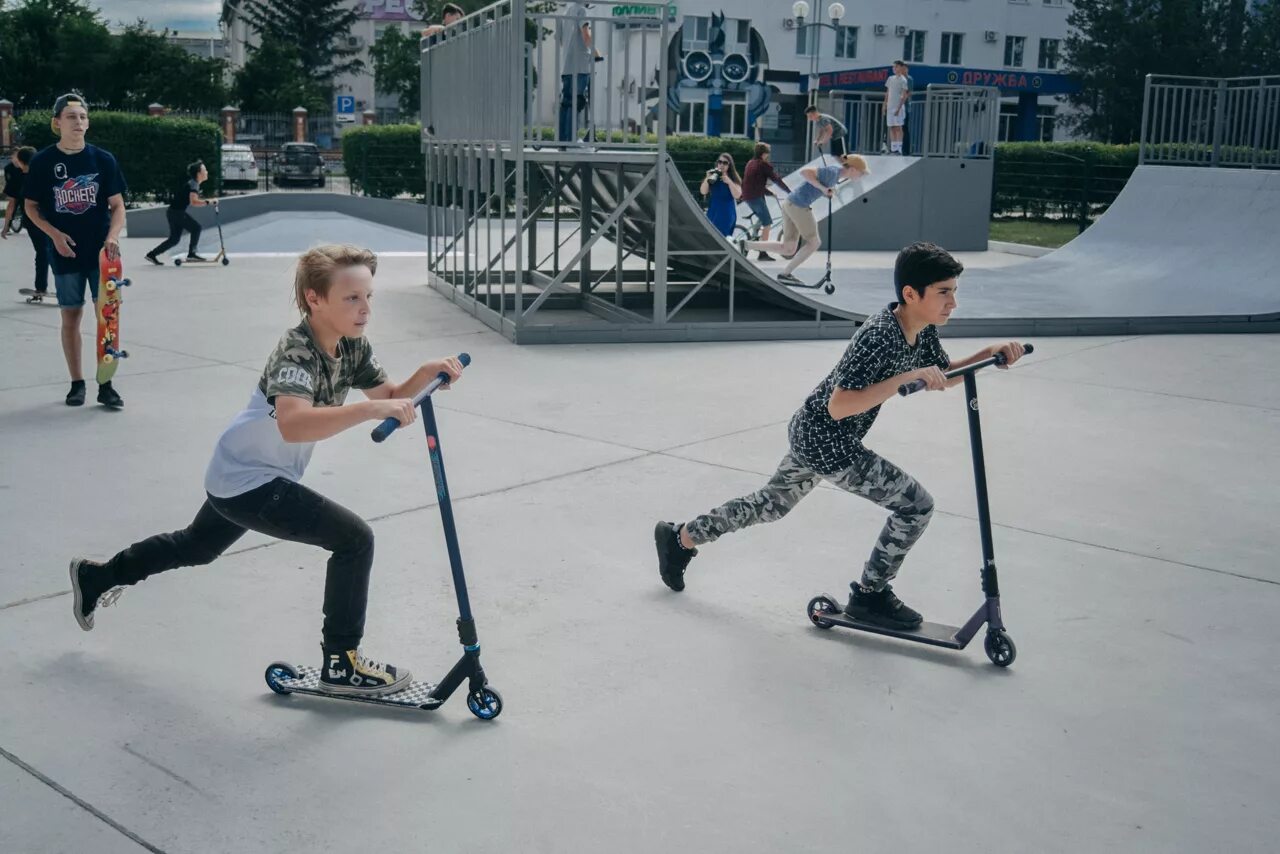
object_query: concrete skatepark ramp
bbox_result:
[739,153,993,251]
[816,165,1280,335]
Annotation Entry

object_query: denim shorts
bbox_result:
[53,267,98,308]
[744,196,773,227]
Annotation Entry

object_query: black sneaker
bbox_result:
[66,380,86,406]
[844,584,923,629]
[97,382,123,409]
[654,521,697,592]
[186,253,207,263]
[758,252,776,262]
[69,558,125,631]
[318,649,412,696]
[143,253,163,266]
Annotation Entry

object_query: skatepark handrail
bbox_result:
[919,85,999,159]
[1140,73,1280,169]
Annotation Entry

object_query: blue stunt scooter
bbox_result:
[265,353,503,719]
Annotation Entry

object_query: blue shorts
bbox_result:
[53,265,99,308]
[744,197,773,227]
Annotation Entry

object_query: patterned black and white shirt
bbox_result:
[789,304,950,475]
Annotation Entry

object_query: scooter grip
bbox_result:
[370,352,471,443]
[898,379,927,396]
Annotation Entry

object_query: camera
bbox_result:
[705,169,720,183]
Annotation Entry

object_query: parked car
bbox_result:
[220,144,259,187]
[274,142,325,187]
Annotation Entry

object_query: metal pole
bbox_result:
[653,8,670,326]
[512,0,527,333]
[1212,79,1226,168]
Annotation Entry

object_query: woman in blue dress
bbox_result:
[700,153,742,237]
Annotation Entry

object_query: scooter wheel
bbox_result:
[984,631,1016,667]
[807,595,840,629]
[221,257,230,266]
[824,284,836,295]
[466,686,503,720]
[173,258,182,266]
[264,661,298,694]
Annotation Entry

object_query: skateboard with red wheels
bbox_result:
[96,249,130,383]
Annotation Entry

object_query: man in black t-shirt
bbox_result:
[145,160,215,265]
[653,243,1026,629]
[2,146,51,297]
[24,93,128,407]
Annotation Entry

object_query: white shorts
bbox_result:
[886,110,906,128]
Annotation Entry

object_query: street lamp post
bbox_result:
[792,1,846,152]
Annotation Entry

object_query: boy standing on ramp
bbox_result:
[654,243,1025,629]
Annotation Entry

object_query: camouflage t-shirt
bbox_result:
[204,320,388,498]
[788,304,949,475]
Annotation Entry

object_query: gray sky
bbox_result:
[91,1,223,34]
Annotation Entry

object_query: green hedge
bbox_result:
[992,142,1139,219]
[342,125,425,199]
[14,111,221,205]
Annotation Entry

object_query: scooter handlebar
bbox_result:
[371,353,471,443]
[898,343,1034,396]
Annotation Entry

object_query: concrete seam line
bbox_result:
[0,744,170,854]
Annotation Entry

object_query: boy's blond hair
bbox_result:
[293,244,378,316]
[839,153,870,174]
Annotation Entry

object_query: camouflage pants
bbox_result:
[683,452,935,590]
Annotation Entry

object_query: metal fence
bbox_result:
[1140,74,1280,168]
[919,85,999,159]
[422,0,670,149]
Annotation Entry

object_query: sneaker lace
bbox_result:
[97,586,126,609]
[355,651,389,674]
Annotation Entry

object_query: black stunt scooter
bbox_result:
[806,344,1035,667]
[174,201,230,267]
[265,353,503,719]
[784,148,836,296]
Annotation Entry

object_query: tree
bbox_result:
[1245,0,1280,72]
[370,26,420,117]
[233,33,329,113]
[1063,0,1274,142]
[0,0,113,109]
[238,0,365,107]
[103,22,229,111]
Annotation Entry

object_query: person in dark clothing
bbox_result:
[738,142,792,261]
[2,146,51,298]
[145,160,216,265]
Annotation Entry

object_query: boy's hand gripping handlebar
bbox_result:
[370,352,471,442]
[898,343,1034,397]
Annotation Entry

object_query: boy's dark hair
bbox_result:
[893,59,908,69]
[442,3,463,17]
[894,242,963,302]
[804,105,819,115]
[187,160,205,179]
[753,142,771,159]
[15,146,36,165]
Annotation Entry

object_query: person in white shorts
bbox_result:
[885,60,910,154]
[746,154,868,286]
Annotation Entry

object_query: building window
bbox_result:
[939,32,963,65]
[1043,0,1064,6]
[736,20,750,43]
[903,30,926,63]
[684,16,710,46]
[1004,35,1025,68]
[676,101,707,135]
[834,26,858,59]
[723,102,749,137]
[796,25,815,56]
[998,102,1018,141]
[1038,104,1057,141]
[1038,38,1060,70]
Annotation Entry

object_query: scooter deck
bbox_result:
[819,613,970,649]
[265,662,443,711]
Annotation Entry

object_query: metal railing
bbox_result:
[919,85,999,159]
[1140,74,1280,168]
[422,0,670,150]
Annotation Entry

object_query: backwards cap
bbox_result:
[52,93,86,117]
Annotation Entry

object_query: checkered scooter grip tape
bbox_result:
[279,663,443,709]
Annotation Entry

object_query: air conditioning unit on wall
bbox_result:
[894,25,908,37]
[783,17,796,30]
[874,24,887,36]
[984,30,999,42]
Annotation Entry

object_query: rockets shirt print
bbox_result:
[26,143,127,272]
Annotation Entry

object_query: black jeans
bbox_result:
[26,225,49,292]
[101,479,375,650]
[149,207,202,257]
